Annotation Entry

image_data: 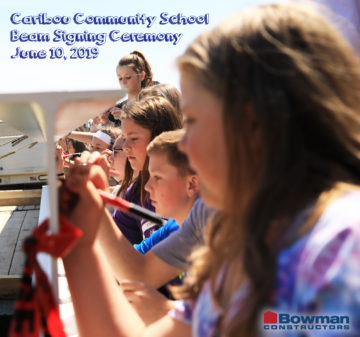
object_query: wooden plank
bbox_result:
[0,275,21,299]
[0,210,26,275]
[0,190,41,206]
[0,197,41,207]
[0,189,42,200]
[10,209,39,275]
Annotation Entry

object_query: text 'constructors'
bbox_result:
[10,13,209,28]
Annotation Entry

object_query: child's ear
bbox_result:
[140,71,146,81]
[186,174,200,197]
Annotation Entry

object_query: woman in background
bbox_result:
[109,51,155,125]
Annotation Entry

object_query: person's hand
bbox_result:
[79,150,111,178]
[57,138,67,151]
[110,107,122,120]
[56,145,65,174]
[100,149,113,175]
[102,149,112,158]
[101,110,109,124]
[59,153,109,246]
[93,115,101,125]
[121,280,175,325]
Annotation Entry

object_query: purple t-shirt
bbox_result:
[112,181,158,245]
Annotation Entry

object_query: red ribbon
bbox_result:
[8,215,82,337]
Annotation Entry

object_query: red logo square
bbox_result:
[264,311,277,324]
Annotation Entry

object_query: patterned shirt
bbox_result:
[169,192,360,336]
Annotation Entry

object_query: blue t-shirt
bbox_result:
[134,218,179,254]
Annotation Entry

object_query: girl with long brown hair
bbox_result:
[112,96,183,244]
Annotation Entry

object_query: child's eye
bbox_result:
[154,176,161,181]
[131,138,138,142]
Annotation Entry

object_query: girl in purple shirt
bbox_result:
[112,96,182,244]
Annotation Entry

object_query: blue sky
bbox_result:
[0,0,283,93]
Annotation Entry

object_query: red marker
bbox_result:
[97,189,163,226]
[62,152,82,159]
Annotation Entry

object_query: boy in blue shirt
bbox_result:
[122,129,199,324]
[134,129,199,253]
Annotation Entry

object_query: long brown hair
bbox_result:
[139,84,182,117]
[177,3,360,335]
[118,50,153,88]
[118,97,183,205]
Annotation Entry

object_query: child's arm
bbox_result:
[64,235,189,337]
[67,130,94,144]
[121,280,175,325]
[97,210,183,288]
[134,219,179,254]
[61,151,183,288]
[61,162,191,337]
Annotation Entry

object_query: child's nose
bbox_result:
[122,141,131,153]
[144,180,152,193]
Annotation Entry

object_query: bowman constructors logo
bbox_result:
[263,311,350,332]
